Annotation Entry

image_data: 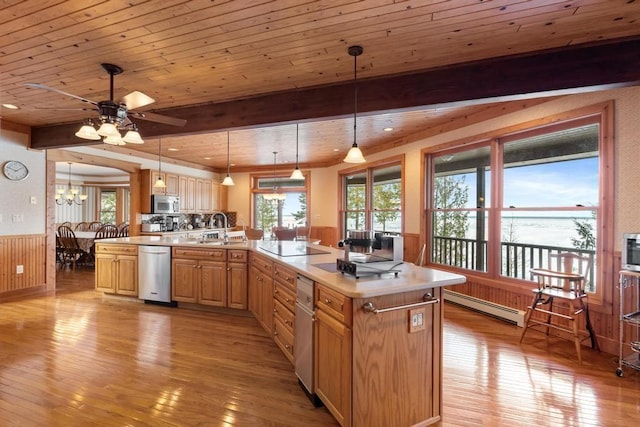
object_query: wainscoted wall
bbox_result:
[446,255,623,355]
[0,235,47,299]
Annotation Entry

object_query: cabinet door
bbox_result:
[199,261,226,307]
[165,173,179,196]
[196,179,212,212]
[248,266,261,317]
[315,308,352,427]
[151,171,165,195]
[95,254,116,292]
[186,177,196,212]
[211,182,221,210]
[261,275,274,336]
[172,258,199,302]
[227,262,248,309]
[115,255,138,296]
[179,176,190,212]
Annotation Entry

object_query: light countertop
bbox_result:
[97,236,466,298]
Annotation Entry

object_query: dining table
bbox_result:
[73,231,100,253]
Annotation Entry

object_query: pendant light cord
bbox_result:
[227,132,231,175]
[353,49,358,147]
[295,124,299,168]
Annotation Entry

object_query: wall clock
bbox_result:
[3,160,29,181]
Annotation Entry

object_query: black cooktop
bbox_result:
[258,242,330,257]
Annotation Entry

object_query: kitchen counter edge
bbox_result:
[97,236,466,298]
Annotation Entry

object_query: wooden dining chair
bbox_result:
[245,228,264,240]
[519,252,598,364]
[75,222,89,231]
[96,224,119,239]
[117,224,129,237]
[57,225,88,270]
[274,227,296,241]
[88,221,103,231]
[295,226,310,241]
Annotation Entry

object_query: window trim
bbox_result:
[339,155,405,239]
[250,170,310,229]
[421,101,615,311]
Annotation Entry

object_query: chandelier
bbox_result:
[263,152,286,202]
[56,162,88,205]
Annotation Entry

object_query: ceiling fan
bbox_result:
[25,63,186,145]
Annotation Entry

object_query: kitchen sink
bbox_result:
[184,239,245,245]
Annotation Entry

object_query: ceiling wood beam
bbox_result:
[31,37,640,150]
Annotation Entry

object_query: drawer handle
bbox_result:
[324,298,332,305]
[363,293,440,314]
[284,320,291,326]
[285,297,291,303]
[285,344,291,350]
[273,329,278,336]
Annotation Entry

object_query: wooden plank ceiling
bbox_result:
[2,0,640,172]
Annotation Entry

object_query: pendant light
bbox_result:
[290,124,304,180]
[153,138,166,189]
[343,45,366,164]
[263,152,286,202]
[222,131,235,186]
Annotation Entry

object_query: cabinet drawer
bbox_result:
[274,281,296,313]
[173,247,226,260]
[228,249,248,263]
[274,263,296,292]
[95,244,137,255]
[273,298,295,333]
[316,284,352,327]
[251,253,273,274]
[273,317,294,363]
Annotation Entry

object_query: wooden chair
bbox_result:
[88,221,103,231]
[519,252,598,364]
[245,228,264,240]
[117,224,130,237]
[274,227,296,241]
[415,243,427,267]
[96,224,119,239]
[75,222,89,231]
[57,225,88,270]
[55,233,65,266]
[295,226,310,241]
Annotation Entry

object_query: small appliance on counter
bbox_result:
[337,230,403,278]
[141,223,162,233]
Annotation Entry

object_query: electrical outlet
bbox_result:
[409,307,426,333]
[30,196,37,205]
[12,214,23,222]
[16,265,24,274]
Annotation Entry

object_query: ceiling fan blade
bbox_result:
[24,83,98,105]
[122,90,155,110]
[35,107,98,112]
[131,111,186,127]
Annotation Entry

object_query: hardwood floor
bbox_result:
[0,270,638,426]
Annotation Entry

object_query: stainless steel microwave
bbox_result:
[622,233,640,272]
[151,195,180,214]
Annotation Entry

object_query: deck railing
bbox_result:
[431,236,596,292]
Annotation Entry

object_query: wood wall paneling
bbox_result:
[0,235,47,299]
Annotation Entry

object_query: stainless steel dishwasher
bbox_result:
[294,274,321,405]
[138,246,172,304]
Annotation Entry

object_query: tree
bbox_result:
[571,211,596,250]
[292,192,307,223]
[432,175,470,266]
[256,196,277,233]
[373,181,401,232]
[345,184,365,230]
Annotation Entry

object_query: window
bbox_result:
[341,159,403,238]
[427,112,612,297]
[252,174,308,237]
[99,189,117,224]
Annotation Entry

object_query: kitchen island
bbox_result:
[95,236,466,427]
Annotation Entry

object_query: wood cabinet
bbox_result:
[272,263,297,363]
[172,247,227,305]
[315,284,352,426]
[314,285,444,427]
[172,247,247,308]
[179,176,197,213]
[196,179,212,212]
[249,252,274,335]
[140,170,180,212]
[227,249,248,309]
[95,243,138,296]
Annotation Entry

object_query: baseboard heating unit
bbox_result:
[443,289,525,327]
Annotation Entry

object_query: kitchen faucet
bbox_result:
[209,211,229,242]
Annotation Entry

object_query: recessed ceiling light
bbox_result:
[383,127,394,132]
[333,148,339,152]
[203,157,212,160]
[2,103,18,109]
[167,148,179,151]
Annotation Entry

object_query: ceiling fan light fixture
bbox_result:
[122,127,144,144]
[103,134,125,145]
[75,120,101,140]
[96,121,120,138]
[343,45,366,164]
